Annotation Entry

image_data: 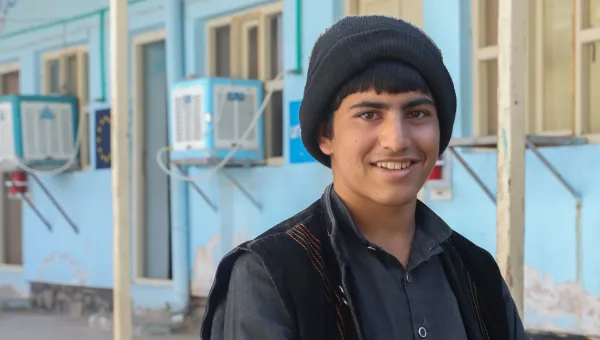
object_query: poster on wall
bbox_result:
[95,108,111,169]
[288,100,315,164]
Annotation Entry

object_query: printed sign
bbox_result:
[288,100,315,164]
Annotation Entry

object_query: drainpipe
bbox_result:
[166,0,189,315]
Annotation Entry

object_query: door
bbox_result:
[1,70,22,266]
[141,40,172,279]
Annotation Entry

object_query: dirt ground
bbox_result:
[0,310,199,340]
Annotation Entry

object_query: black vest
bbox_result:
[202,190,509,340]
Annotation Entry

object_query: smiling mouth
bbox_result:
[374,161,414,170]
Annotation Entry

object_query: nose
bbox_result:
[379,115,411,152]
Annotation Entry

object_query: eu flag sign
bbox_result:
[95,108,111,169]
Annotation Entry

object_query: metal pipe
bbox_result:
[293,0,302,74]
[98,10,107,102]
[167,0,190,316]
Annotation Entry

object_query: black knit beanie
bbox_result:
[299,15,457,167]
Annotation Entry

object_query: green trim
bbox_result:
[0,0,149,102]
[293,0,302,74]
[98,9,106,102]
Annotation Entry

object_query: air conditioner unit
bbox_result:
[0,95,78,172]
[169,77,264,166]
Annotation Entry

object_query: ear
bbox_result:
[317,123,333,156]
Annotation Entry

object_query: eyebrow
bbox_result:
[349,97,435,111]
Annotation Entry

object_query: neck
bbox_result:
[333,183,417,242]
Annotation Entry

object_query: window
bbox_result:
[41,46,90,169]
[472,0,500,136]
[0,63,20,95]
[206,2,284,162]
[472,0,600,139]
[578,0,600,135]
[344,0,424,27]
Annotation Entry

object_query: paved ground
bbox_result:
[0,311,199,340]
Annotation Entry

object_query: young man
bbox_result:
[202,15,529,340]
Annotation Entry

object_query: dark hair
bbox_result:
[323,61,432,138]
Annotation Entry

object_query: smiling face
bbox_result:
[318,62,440,207]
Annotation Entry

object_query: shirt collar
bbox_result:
[329,186,453,250]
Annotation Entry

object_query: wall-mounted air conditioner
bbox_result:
[169,77,264,166]
[0,95,78,172]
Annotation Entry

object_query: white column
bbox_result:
[496,0,527,315]
[109,0,132,339]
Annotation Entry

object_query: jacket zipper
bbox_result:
[465,271,490,340]
[323,187,365,340]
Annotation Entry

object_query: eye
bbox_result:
[407,110,428,119]
[359,111,379,120]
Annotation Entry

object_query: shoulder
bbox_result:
[449,230,497,263]
[244,199,326,254]
[201,199,327,338]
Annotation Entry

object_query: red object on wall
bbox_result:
[427,157,445,181]
[8,171,27,195]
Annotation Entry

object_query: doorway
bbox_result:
[132,31,172,280]
[0,67,22,267]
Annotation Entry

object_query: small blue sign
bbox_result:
[288,100,315,164]
[95,108,111,170]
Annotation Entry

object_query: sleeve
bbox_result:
[502,279,531,340]
[209,251,296,340]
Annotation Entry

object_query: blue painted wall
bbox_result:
[0,0,598,335]
[0,0,180,311]
[422,0,600,335]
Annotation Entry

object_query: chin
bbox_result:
[368,188,419,207]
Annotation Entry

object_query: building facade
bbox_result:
[0,0,598,336]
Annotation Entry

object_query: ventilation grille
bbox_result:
[172,85,204,151]
[20,101,74,161]
[213,84,259,149]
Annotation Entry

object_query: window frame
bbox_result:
[575,0,600,141]
[41,45,91,170]
[205,1,285,164]
[344,0,424,27]
[471,0,600,142]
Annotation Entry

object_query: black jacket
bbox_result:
[202,189,510,340]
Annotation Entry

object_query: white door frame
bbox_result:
[131,29,171,284]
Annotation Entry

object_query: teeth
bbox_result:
[376,161,412,170]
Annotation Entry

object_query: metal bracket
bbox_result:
[448,146,496,204]
[447,136,583,206]
[525,138,581,204]
[221,170,262,210]
[175,165,218,213]
[10,186,53,232]
[28,173,80,234]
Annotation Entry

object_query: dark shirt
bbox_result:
[209,189,530,339]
